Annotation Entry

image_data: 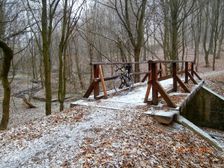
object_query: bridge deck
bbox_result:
[71,78,192,111]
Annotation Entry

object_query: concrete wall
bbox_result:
[181,86,224,130]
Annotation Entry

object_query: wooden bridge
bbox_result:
[74,61,224,151]
[83,60,202,108]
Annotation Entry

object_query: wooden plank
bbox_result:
[144,81,151,103]
[151,62,158,105]
[176,75,190,93]
[91,60,193,65]
[191,62,194,76]
[172,62,177,92]
[193,71,202,80]
[150,60,193,64]
[95,95,105,100]
[141,73,148,82]
[156,81,176,108]
[93,65,100,98]
[187,71,197,84]
[130,71,149,75]
[158,70,185,81]
[91,61,148,65]
[99,65,108,98]
[83,81,96,98]
[94,75,119,82]
[185,62,188,83]
[144,62,152,102]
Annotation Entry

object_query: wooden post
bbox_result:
[176,76,190,93]
[159,63,162,78]
[156,81,176,108]
[144,62,152,102]
[83,81,96,98]
[187,71,197,84]
[172,62,177,92]
[151,61,158,105]
[99,65,108,98]
[93,64,100,98]
[185,62,188,83]
[193,71,202,80]
[191,62,194,77]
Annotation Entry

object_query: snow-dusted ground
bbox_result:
[0,78,185,167]
[0,106,223,167]
[0,106,137,167]
[200,70,224,78]
[72,78,179,110]
[0,76,224,167]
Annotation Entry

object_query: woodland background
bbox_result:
[1,0,224,129]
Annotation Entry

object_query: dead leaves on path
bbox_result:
[73,113,224,167]
[0,106,223,167]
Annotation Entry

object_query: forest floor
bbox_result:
[0,105,223,167]
[0,55,224,167]
[0,69,224,167]
[0,73,82,128]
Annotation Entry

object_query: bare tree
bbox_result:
[0,40,13,130]
[25,0,60,115]
[191,0,203,71]
[101,0,148,82]
[58,0,84,111]
[211,0,221,70]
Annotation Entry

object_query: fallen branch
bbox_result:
[22,97,36,108]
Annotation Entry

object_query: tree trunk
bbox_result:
[170,0,179,61]
[41,0,52,115]
[134,48,140,82]
[181,17,185,71]
[203,4,210,67]
[117,38,126,62]
[212,0,220,71]
[58,42,65,111]
[0,41,13,130]
[58,0,68,111]
[74,40,85,90]
[216,5,224,59]
[192,2,202,72]
[216,29,223,59]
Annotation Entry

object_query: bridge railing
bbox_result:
[83,61,148,99]
[144,60,202,107]
[83,60,202,107]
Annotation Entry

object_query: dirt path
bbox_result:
[0,105,223,167]
[0,70,224,167]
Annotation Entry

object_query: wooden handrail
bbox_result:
[90,61,148,65]
[84,60,201,105]
[148,60,194,64]
[94,72,150,82]
[91,60,193,65]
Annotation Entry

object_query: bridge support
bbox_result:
[144,60,201,108]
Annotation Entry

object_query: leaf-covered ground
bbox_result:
[1,70,224,167]
[0,105,223,167]
[204,73,224,96]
